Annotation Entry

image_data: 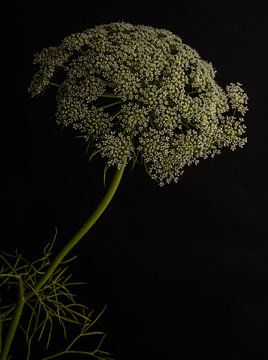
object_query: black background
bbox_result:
[1,1,268,359]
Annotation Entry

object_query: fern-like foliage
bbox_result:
[0,231,113,359]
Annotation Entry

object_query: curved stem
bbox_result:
[25,164,125,300]
[0,164,125,360]
[0,276,25,360]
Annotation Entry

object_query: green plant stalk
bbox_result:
[0,164,125,360]
[102,100,123,109]
[26,164,125,298]
[0,276,25,360]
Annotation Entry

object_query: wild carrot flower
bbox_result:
[29,21,248,185]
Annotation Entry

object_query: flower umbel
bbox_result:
[29,21,248,185]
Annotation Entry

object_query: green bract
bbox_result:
[29,21,248,185]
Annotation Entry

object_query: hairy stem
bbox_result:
[0,276,25,360]
[25,164,125,300]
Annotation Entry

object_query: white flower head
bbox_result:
[29,21,248,185]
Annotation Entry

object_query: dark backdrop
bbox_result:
[1,1,268,359]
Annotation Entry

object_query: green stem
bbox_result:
[40,349,106,359]
[25,164,125,300]
[102,100,123,110]
[0,276,25,360]
[49,82,62,88]
[0,320,2,355]
[99,93,119,99]
[0,165,125,359]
